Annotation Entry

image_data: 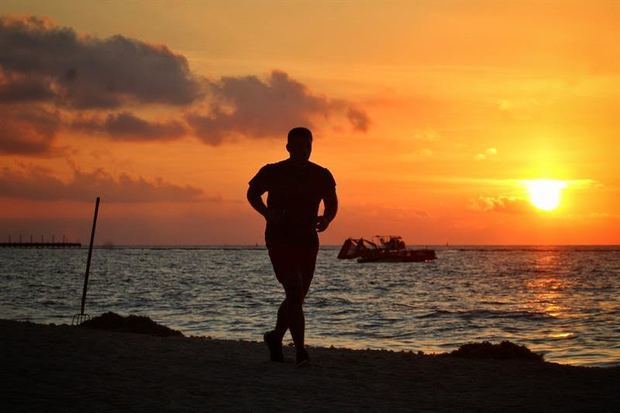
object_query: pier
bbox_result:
[2,234,81,248]
[0,242,82,248]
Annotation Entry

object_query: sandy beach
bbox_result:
[2,319,618,412]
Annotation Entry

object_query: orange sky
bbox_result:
[1,0,619,245]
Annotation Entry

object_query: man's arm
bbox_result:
[316,190,338,232]
[247,186,268,219]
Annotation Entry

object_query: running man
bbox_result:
[247,127,338,366]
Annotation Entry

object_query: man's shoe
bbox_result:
[263,331,284,362]
[296,348,310,367]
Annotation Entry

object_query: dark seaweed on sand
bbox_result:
[79,312,183,337]
[446,341,544,362]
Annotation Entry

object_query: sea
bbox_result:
[1,246,619,367]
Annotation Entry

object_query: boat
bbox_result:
[337,235,436,263]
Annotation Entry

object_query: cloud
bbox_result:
[73,112,187,141]
[497,99,513,111]
[0,106,60,155]
[347,108,370,132]
[0,167,206,202]
[400,148,433,160]
[187,70,369,145]
[1,16,370,152]
[475,147,498,160]
[496,98,541,121]
[0,15,202,108]
[0,70,55,102]
[470,195,529,214]
[412,128,440,142]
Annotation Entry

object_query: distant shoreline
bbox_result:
[3,319,619,411]
[3,244,618,249]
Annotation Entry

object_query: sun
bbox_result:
[524,180,567,211]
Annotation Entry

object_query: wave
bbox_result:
[417,309,555,321]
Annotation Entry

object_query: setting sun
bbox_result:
[524,180,567,211]
[0,1,618,246]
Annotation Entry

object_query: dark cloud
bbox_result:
[0,167,205,202]
[187,70,369,145]
[0,106,60,155]
[0,70,55,102]
[73,112,186,141]
[0,16,370,153]
[0,16,202,108]
[347,107,370,132]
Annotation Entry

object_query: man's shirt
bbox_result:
[249,159,336,247]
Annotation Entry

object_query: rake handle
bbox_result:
[80,197,100,315]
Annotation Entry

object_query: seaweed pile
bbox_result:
[446,341,544,362]
[79,312,183,337]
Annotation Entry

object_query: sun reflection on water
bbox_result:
[524,251,575,343]
[526,277,566,318]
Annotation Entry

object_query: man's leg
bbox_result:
[281,271,305,354]
[264,246,293,361]
[269,246,293,340]
[274,298,288,340]
[288,245,318,364]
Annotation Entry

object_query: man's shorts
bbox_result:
[268,244,319,287]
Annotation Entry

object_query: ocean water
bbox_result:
[1,246,619,367]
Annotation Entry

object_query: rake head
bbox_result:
[72,313,91,325]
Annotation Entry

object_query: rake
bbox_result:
[72,197,100,325]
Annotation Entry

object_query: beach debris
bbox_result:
[445,341,544,362]
[79,312,184,337]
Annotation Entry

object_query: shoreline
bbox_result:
[3,319,619,412]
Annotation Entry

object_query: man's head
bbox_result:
[286,127,313,161]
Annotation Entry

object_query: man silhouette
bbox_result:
[247,127,338,366]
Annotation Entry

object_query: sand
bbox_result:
[2,319,618,412]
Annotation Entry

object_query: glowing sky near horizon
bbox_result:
[0,0,619,245]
